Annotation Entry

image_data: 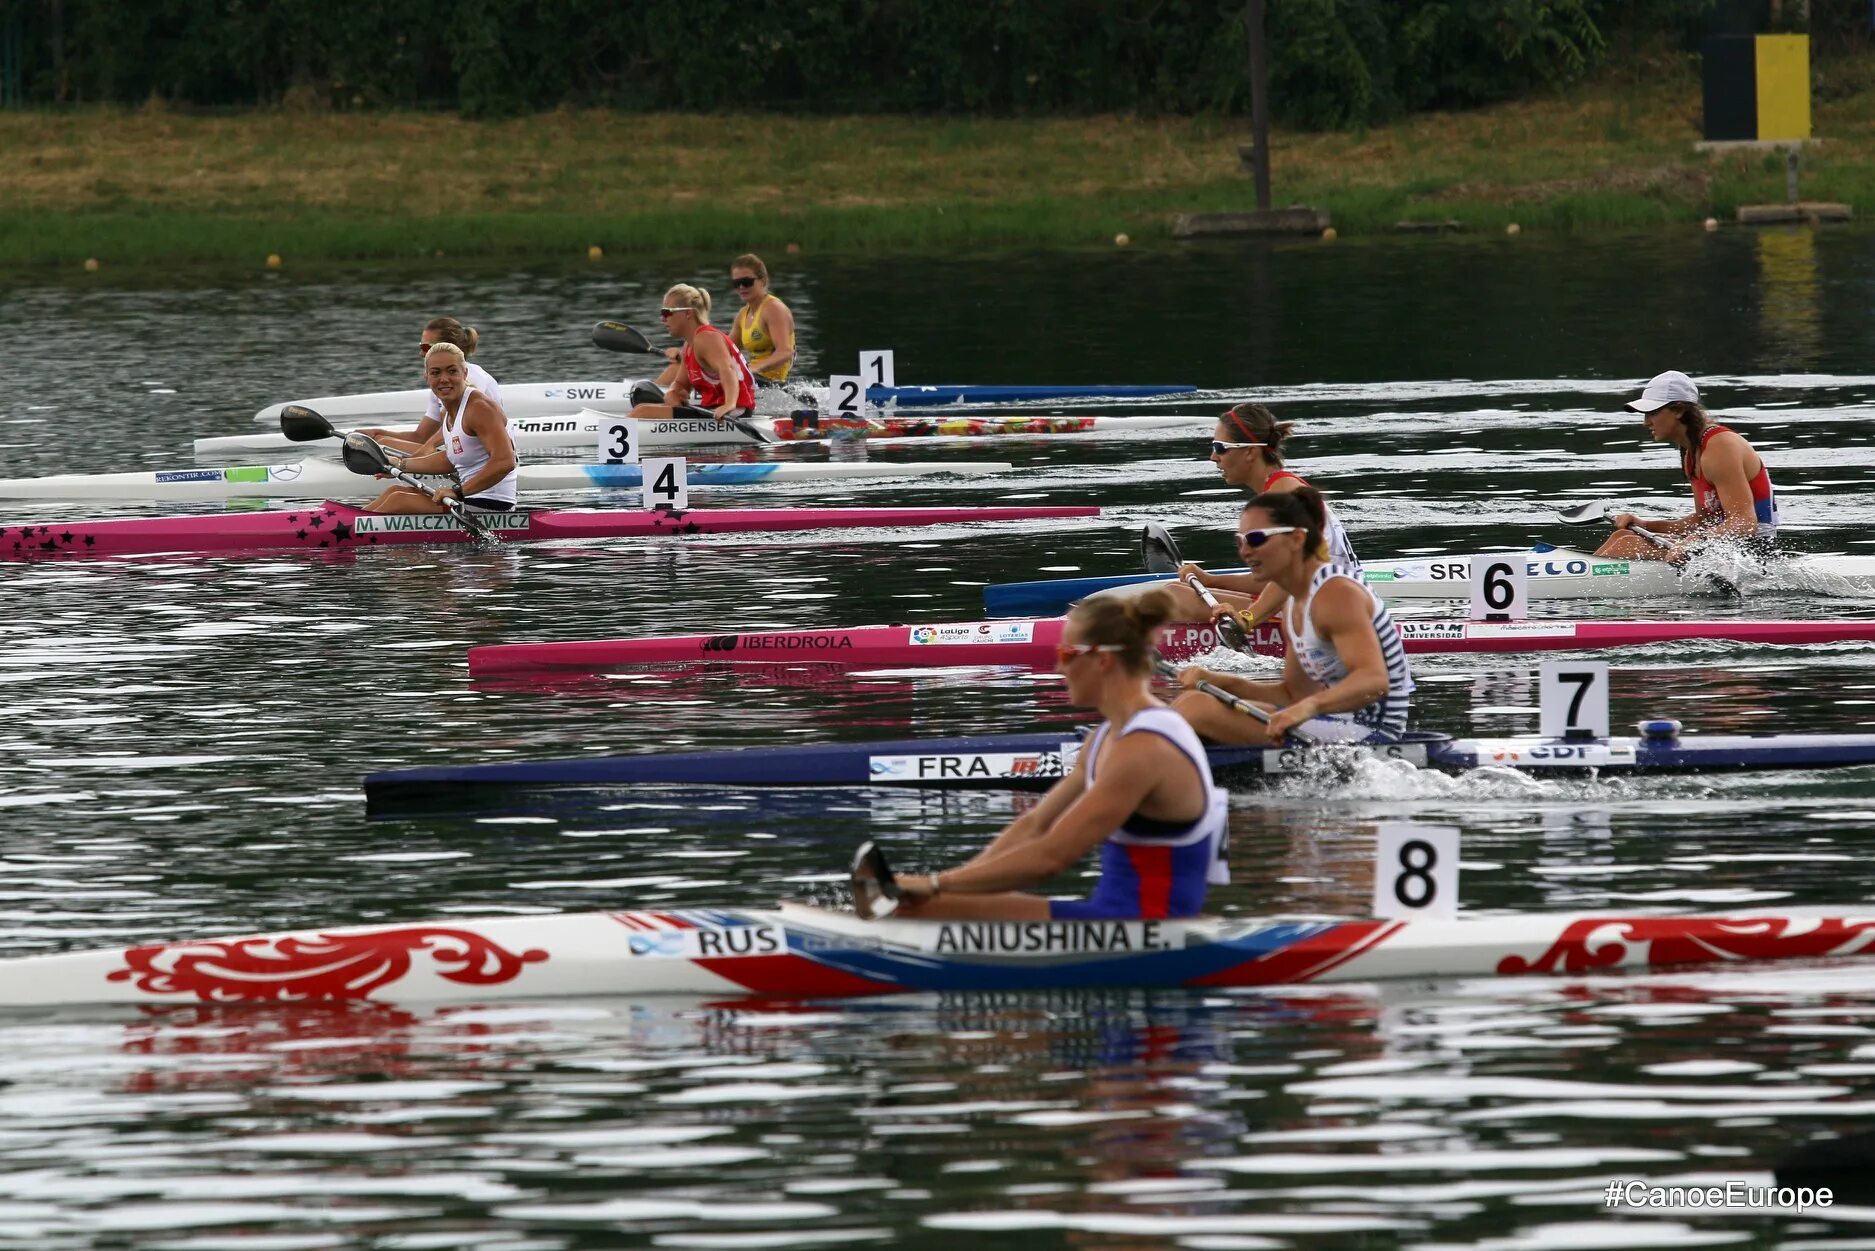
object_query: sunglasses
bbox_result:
[731,277,758,289]
[1055,642,1125,665]
[659,307,690,319]
[1236,526,1299,549]
[1211,440,1265,455]
[419,342,434,355]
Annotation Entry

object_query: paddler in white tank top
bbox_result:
[890,591,1228,922]
[358,317,504,455]
[363,342,519,515]
[1166,403,1360,636]
[1171,486,1412,745]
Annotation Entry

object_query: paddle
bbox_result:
[1151,655,1317,744]
[338,432,501,548]
[588,321,777,446]
[850,840,902,920]
[1140,523,1252,651]
[280,404,342,443]
[1557,501,1671,549]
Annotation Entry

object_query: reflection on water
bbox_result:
[5,231,1875,1245]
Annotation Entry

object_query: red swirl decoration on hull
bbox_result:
[106,927,550,1002]
[1497,916,1875,977]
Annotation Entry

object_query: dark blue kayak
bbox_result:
[363,726,1875,812]
[984,568,1233,617]
[873,384,1195,406]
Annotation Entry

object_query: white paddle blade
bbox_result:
[850,841,899,921]
[1557,502,1610,525]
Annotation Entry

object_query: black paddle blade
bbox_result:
[339,432,395,477]
[1215,613,1252,652]
[279,405,338,442]
[629,380,665,407]
[1140,523,1184,574]
[850,840,901,920]
[591,321,654,354]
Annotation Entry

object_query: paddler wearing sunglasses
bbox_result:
[1169,404,1361,637]
[1171,487,1412,744]
[627,284,759,427]
[888,590,1228,922]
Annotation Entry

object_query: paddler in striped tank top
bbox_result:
[1169,403,1360,634]
[629,284,759,428]
[890,591,1228,922]
[1171,487,1412,745]
[727,254,796,383]
[1597,370,1780,562]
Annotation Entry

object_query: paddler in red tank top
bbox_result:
[628,284,758,427]
[1596,370,1780,562]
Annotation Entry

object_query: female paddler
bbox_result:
[363,342,518,515]
[728,254,796,383]
[629,284,759,428]
[1596,370,1779,562]
[1172,487,1412,744]
[360,317,504,455]
[1170,403,1360,634]
[889,591,1228,922]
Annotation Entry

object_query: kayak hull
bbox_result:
[1249,617,1875,656]
[0,458,1012,503]
[4,901,1873,1006]
[466,618,1224,677]
[196,412,1208,459]
[0,502,1099,561]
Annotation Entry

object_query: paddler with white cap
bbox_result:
[1596,370,1779,562]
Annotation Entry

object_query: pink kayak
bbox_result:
[1251,617,1875,655]
[470,618,1223,677]
[0,501,1099,561]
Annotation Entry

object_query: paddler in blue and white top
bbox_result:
[363,342,519,515]
[1167,403,1361,634]
[1172,487,1412,744]
[891,590,1228,922]
[358,317,504,456]
[1596,370,1780,562]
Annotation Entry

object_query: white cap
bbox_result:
[1626,370,1699,412]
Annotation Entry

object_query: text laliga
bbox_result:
[1426,558,1591,580]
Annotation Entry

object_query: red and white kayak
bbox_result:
[468,618,1222,677]
[1252,617,1875,656]
[0,501,1099,561]
[2,902,1872,1006]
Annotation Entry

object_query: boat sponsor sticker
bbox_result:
[1477,739,1638,766]
[352,512,534,534]
[907,622,1037,646]
[1369,556,1597,584]
[869,743,1080,781]
[621,924,785,958]
[926,920,1176,956]
[155,469,228,483]
[512,418,594,435]
[702,633,854,654]
[1593,562,1630,575]
[1261,741,1430,773]
[1459,621,1578,639]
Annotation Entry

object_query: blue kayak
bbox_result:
[872,384,1195,407]
[983,568,1234,617]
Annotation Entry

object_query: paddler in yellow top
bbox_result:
[728,254,796,383]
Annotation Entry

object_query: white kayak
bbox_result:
[1362,545,1875,601]
[252,380,644,425]
[196,410,1208,459]
[2,900,1872,1005]
[0,458,1014,503]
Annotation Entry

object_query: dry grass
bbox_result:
[2,63,1871,265]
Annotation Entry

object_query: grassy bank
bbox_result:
[4,63,1873,268]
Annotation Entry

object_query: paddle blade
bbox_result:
[850,840,900,920]
[279,405,338,442]
[629,380,665,407]
[1140,523,1184,573]
[1557,502,1609,525]
[339,432,395,477]
[592,321,654,354]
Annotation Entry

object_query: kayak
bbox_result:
[197,411,1209,459]
[4,899,1871,1006]
[0,502,1099,561]
[247,381,1200,425]
[984,545,1875,615]
[362,723,1875,804]
[0,458,1015,503]
[466,617,1223,677]
[1249,617,1875,656]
